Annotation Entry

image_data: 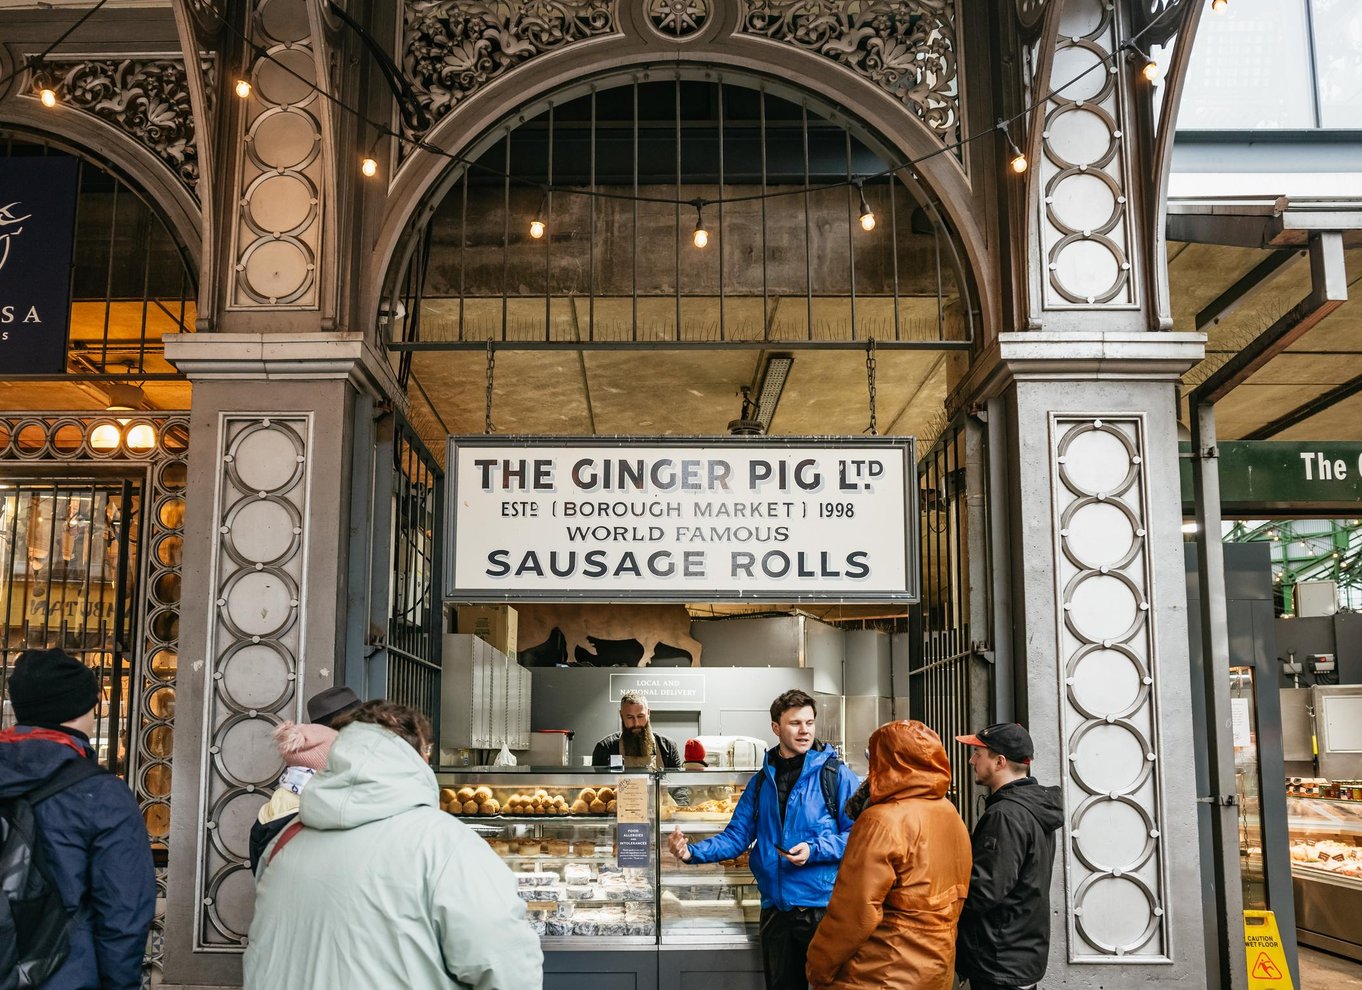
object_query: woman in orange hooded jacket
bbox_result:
[805,720,972,990]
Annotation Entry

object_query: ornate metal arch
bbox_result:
[365,43,997,348]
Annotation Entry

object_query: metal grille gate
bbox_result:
[911,421,991,824]
[0,479,140,772]
[386,418,444,732]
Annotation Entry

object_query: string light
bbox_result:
[190,0,1189,220]
[234,78,252,99]
[691,200,709,249]
[360,155,379,178]
[856,182,876,232]
[1212,0,1228,11]
[529,193,547,239]
[998,121,1027,174]
[1128,44,1162,83]
[38,85,57,108]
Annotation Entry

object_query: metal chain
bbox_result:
[865,336,878,436]
[484,340,496,435]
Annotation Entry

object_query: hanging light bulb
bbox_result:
[360,156,379,178]
[1212,0,1228,11]
[529,192,548,239]
[691,200,709,249]
[234,78,252,99]
[1132,44,1162,83]
[856,183,876,232]
[999,120,1027,174]
[39,86,57,108]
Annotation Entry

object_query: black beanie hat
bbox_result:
[9,648,100,727]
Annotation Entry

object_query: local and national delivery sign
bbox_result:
[445,436,918,603]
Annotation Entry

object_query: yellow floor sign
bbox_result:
[1245,910,1295,990]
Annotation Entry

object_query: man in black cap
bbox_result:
[307,685,361,726]
[0,648,156,989]
[953,722,1063,990]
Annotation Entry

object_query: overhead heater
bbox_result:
[728,354,794,436]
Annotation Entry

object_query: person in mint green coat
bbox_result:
[244,703,543,990]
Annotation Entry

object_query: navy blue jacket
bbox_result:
[685,744,859,911]
[0,725,156,990]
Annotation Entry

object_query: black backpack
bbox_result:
[0,758,103,990]
[751,751,847,824]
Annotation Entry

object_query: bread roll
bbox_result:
[455,787,475,803]
[606,800,617,813]
[534,789,549,801]
[578,788,597,804]
[462,800,479,815]
[473,786,494,803]
[480,799,501,815]
[571,799,589,815]
[596,787,615,802]
[439,788,458,806]
[589,798,607,814]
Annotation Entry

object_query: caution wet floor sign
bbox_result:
[1245,910,1294,990]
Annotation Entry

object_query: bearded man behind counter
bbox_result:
[591,692,682,770]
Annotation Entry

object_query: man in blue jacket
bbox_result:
[669,689,859,990]
[0,648,156,989]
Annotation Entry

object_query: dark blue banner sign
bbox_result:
[0,156,79,373]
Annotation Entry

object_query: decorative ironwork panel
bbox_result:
[402,0,618,136]
[739,0,961,147]
[194,414,312,949]
[227,0,325,309]
[33,58,207,194]
[0,412,189,984]
[1050,414,1169,962]
[1038,0,1137,309]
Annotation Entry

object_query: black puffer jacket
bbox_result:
[955,776,1064,987]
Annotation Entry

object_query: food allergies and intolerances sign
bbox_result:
[0,156,79,373]
[445,436,917,603]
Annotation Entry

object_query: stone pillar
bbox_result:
[161,334,399,987]
[985,332,1209,987]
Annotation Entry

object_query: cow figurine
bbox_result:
[517,604,703,667]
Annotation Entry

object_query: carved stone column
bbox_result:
[161,333,399,987]
[982,332,1210,988]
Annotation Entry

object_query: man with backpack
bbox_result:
[668,689,859,990]
[0,648,155,989]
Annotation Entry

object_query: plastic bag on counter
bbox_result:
[492,744,518,767]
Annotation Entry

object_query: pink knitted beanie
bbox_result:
[273,720,338,773]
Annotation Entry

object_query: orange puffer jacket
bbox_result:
[805,720,972,990]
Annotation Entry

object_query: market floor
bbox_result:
[1302,946,1362,988]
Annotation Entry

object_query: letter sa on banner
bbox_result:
[1244,911,1294,990]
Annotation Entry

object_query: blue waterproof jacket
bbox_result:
[685,743,859,911]
[0,725,156,990]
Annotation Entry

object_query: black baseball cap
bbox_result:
[955,722,1034,764]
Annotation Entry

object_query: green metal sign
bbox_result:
[1180,441,1362,513]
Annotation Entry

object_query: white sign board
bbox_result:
[445,437,917,602]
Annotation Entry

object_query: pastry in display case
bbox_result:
[436,772,655,941]
[1288,794,1362,960]
[660,771,761,943]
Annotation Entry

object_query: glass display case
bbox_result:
[1288,794,1362,960]
[435,770,657,944]
[659,771,760,944]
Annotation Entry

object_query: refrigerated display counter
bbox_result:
[1288,794,1362,961]
[436,768,764,990]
